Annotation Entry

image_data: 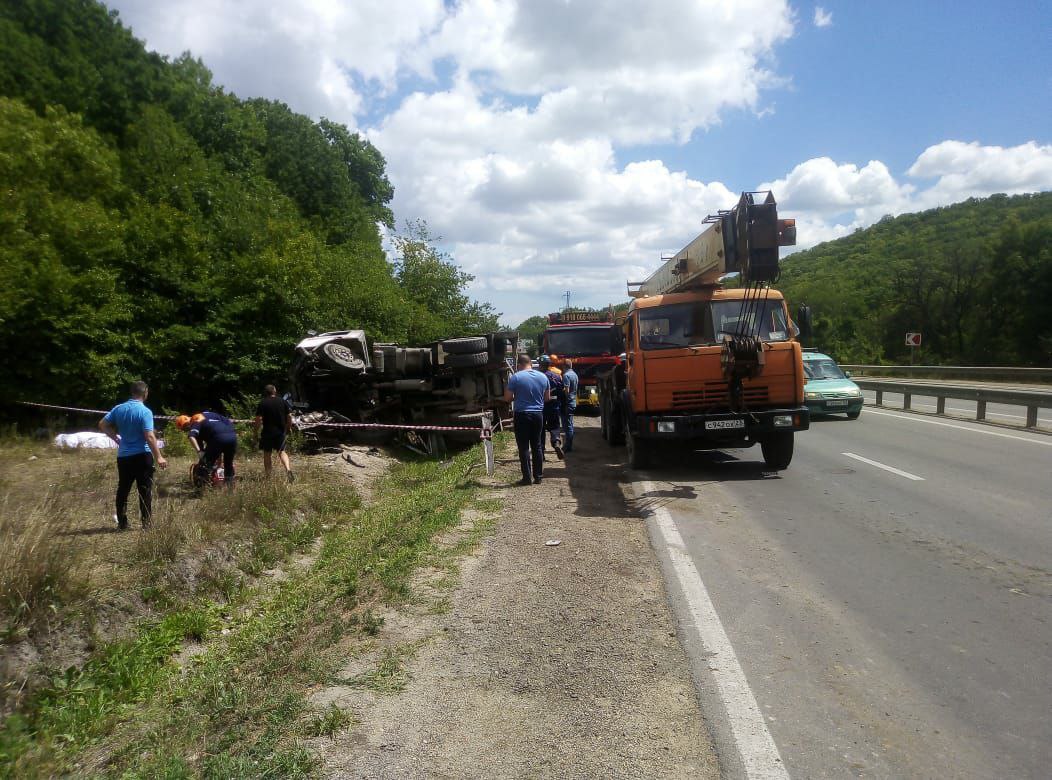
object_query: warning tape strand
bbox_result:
[18,401,494,437]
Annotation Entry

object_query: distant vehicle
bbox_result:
[802,351,863,419]
[540,310,619,413]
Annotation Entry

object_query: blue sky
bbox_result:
[113,0,1051,326]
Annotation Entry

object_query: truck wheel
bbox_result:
[445,351,488,368]
[600,401,609,441]
[609,404,625,445]
[626,426,649,469]
[442,337,488,354]
[760,432,794,469]
[322,342,366,372]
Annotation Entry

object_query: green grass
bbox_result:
[1,445,488,777]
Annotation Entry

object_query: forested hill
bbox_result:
[0,0,498,411]
[778,192,1052,365]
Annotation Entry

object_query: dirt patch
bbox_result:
[313,418,718,778]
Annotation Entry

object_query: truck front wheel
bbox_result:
[760,432,794,470]
[626,426,650,469]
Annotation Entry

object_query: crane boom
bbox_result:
[628,191,795,298]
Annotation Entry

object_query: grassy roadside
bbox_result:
[1,443,494,777]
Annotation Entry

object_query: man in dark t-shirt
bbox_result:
[254,384,294,483]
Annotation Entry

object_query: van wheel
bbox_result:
[760,432,794,469]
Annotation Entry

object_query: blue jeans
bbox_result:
[513,411,544,480]
[562,405,575,451]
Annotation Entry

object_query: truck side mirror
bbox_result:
[796,304,813,345]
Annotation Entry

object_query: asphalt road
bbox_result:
[626,408,1052,778]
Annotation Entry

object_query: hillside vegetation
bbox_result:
[779,192,1052,365]
[0,0,497,412]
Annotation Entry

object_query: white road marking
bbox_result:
[842,452,925,481]
[863,408,1052,447]
[641,480,789,779]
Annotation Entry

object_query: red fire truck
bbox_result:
[541,310,620,412]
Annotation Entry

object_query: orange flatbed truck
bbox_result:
[598,191,809,469]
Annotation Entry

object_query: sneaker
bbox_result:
[533,476,543,484]
[517,477,533,486]
[287,471,295,484]
[553,442,564,460]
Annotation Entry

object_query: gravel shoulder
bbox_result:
[315,417,718,778]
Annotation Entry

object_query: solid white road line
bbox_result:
[842,452,925,481]
[641,480,789,780]
[863,408,1052,447]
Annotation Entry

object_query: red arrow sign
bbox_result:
[905,332,922,347]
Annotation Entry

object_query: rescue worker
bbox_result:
[254,384,294,483]
[561,359,579,452]
[183,409,239,488]
[504,353,550,485]
[538,355,565,459]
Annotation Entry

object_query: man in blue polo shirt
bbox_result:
[504,353,550,485]
[100,380,168,530]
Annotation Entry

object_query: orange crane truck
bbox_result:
[598,191,808,469]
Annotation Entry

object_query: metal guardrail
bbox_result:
[842,365,1052,382]
[854,379,1052,428]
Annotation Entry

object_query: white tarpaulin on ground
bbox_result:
[53,432,165,450]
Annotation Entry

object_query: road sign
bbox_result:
[905,332,922,347]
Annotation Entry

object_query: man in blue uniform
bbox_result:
[539,355,565,459]
[504,353,550,485]
[187,409,239,488]
[561,359,579,452]
[100,380,168,530]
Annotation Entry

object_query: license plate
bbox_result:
[705,419,745,430]
[826,400,849,407]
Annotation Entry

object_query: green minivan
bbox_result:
[802,351,863,419]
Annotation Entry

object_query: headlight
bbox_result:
[657,421,676,433]
[774,415,794,427]
[851,388,863,397]
[587,386,598,395]
[805,391,821,400]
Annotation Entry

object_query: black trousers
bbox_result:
[513,411,544,481]
[116,453,155,528]
[203,438,238,485]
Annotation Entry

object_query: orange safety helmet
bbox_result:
[174,415,192,430]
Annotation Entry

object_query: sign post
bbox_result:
[905,332,922,365]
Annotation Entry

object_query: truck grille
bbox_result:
[671,382,769,409]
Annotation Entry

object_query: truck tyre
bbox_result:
[442,337,488,355]
[322,342,366,372]
[626,426,649,469]
[608,403,625,445]
[760,432,794,470]
[600,401,609,441]
[445,351,488,368]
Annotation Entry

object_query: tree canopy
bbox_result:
[778,192,1052,365]
[0,0,498,411]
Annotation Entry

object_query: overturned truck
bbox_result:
[289,330,517,445]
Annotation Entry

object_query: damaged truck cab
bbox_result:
[290,330,517,436]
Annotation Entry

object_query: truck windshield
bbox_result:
[546,327,612,356]
[638,300,792,350]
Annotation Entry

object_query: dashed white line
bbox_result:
[641,479,789,779]
[863,407,1052,447]
[842,452,926,481]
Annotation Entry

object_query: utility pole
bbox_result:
[564,290,571,310]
